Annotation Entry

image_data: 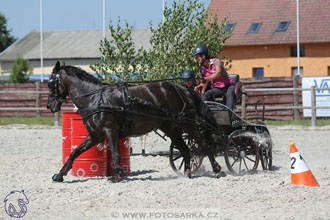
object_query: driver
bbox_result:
[193,45,235,110]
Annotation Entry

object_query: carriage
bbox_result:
[48,62,273,182]
[169,74,273,176]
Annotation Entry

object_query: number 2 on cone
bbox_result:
[291,157,296,169]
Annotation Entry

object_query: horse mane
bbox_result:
[62,65,103,85]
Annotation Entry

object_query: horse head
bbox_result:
[47,61,69,113]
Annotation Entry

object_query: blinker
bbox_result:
[48,79,56,90]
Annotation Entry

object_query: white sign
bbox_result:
[302,77,330,117]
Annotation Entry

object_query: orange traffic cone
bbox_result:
[290,142,319,186]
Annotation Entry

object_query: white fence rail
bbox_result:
[244,86,330,126]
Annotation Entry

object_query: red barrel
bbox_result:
[71,118,107,177]
[107,138,131,176]
[62,111,81,164]
[61,111,130,178]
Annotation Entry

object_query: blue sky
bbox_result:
[1,0,210,39]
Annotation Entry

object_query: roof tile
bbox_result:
[209,0,330,45]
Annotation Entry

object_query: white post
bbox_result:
[40,0,44,82]
[311,86,317,127]
[103,0,106,39]
[55,112,59,127]
[163,0,165,21]
[296,0,300,76]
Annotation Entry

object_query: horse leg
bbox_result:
[174,137,192,177]
[206,151,221,173]
[104,128,123,182]
[52,135,101,182]
[188,128,225,177]
[163,128,192,178]
[173,137,192,177]
[205,146,226,178]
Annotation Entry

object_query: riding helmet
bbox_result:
[182,70,195,82]
[193,45,209,56]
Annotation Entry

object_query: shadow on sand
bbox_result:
[59,166,279,184]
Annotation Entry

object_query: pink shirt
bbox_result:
[200,58,232,88]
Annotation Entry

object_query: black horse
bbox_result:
[47,61,223,182]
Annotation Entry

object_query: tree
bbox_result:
[147,0,231,80]
[91,0,231,83]
[0,12,16,53]
[9,58,30,83]
[90,19,148,83]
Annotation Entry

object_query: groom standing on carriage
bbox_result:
[181,69,218,129]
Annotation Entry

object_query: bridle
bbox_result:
[48,71,69,104]
[47,69,108,106]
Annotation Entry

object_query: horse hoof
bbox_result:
[52,174,64,182]
[108,175,123,183]
[216,171,227,178]
[185,169,192,178]
[214,163,222,173]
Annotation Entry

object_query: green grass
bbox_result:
[264,119,330,126]
[0,116,60,126]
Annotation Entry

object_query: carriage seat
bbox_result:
[230,74,239,85]
[214,74,243,106]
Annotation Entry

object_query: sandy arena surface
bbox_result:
[0,124,330,220]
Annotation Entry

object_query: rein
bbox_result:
[56,86,108,103]
[54,77,203,103]
[122,77,204,85]
[123,78,183,85]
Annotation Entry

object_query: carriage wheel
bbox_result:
[224,129,259,175]
[169,134,203,176]
[259,130,273,170]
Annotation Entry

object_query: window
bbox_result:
[276,21,290,32]
[248,22,262,34]
[291,45,305,57]
[253,68,264,78]
[223,23,236,34]
[292,67,303,77]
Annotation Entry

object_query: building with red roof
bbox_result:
[209,0,330,78]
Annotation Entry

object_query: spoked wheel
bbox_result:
[259,130,273,170]
[224,129,259,175]
[169,134,203,176]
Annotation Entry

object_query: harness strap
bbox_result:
[121,83,133,107]
[78,104,124,119]
[57,87,106,103]
[171,84,187,115]
[130,97,171,115]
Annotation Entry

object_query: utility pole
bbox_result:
[40,0,44,82]
[103,0,106,39]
